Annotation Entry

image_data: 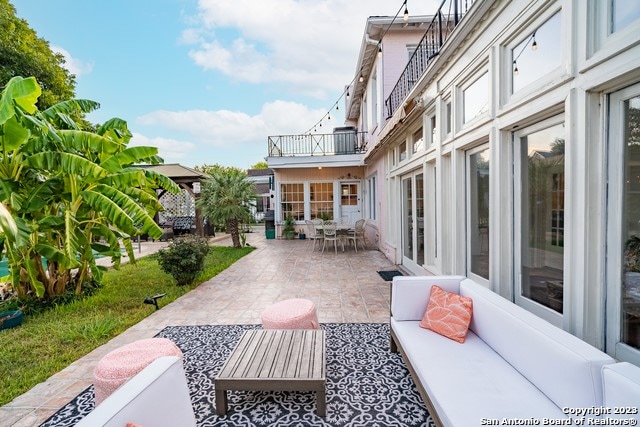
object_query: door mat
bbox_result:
[377,270,404,281]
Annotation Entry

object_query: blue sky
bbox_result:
[12,0,439,169]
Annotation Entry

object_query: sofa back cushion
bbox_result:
[460,279,615,409]
[391,276,465,321]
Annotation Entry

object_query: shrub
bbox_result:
[156,236,210,286]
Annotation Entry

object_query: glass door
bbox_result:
[513,117,565,326]
[339,182,361,225]
[402,171,425,272]
[606,84,640,364]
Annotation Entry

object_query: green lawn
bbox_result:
[0,245,253,406]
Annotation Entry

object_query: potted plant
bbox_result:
[283,216,296,240]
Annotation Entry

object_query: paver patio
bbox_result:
[0,228,396,426]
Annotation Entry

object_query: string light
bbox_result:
[512,31,538,75]
[531,32,538,50]
[300,0,409,135]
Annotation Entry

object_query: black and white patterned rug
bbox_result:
[41,323,434,426]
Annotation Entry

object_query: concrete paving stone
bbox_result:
[3,230,397,426]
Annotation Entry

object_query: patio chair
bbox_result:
[321,221,343,254]
[343,219,366,252]
[306,219,324,251]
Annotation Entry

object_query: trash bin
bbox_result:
[264,211,275,239]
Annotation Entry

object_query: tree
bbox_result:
[0,0,76,110]
[250,160,269,170]
[194,163,243,176]
[197,168,257,248]
[0,76,180,300]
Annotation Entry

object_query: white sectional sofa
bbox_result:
[389,275,640,427]
[76,356,196,427]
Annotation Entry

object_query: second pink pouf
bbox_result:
[92,337,183,405]
[261,298,320,329]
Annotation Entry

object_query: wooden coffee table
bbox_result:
[214,329,326,417]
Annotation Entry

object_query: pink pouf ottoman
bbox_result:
[93,338,183,405]
[261,298,319,329]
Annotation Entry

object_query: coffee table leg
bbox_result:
[215,387,228,416]
[316,389,326,417]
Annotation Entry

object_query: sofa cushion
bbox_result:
[419,285,473,343]
[391,276,465,321]
[391,318,567,427]
[602,362,640,422]
[460,279,615,410]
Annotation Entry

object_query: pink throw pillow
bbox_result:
[419,285,473,343]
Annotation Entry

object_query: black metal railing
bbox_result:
[385,0,477,118]
[268,131,368,157]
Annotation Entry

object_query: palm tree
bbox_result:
[0,76,180,299]
[197,168,256,248]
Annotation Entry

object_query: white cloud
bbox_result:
[129,132,197,164]
[182,0,441,97]
[51,46,94,76]
[137,100,326,149]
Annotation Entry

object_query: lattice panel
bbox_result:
[158,189,195,223]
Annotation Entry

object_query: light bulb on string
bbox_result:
[403,2,409,21]
[359,73,364,83]
[378,44,383,57]
[531,33,538,51]
[513,61,519,75]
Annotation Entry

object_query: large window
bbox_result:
[468,146,490,280]
[511,12,561,94]
[310,182,334,220]
[515,120,565,320]
[607,85,640,364]
[280,183,304,221]
[463,72,489,124]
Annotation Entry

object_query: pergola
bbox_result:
[136,163,210,236]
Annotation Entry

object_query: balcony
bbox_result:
[385,0,477,118]
[267,128,368,158]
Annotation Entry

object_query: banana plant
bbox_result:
[0,76,180,299]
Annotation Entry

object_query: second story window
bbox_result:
[611,0,640,33]
[372,73,378,129]
[399,141,408,162]
[511,11,561,94]
[463,72,489,124]
[413,127,424,153]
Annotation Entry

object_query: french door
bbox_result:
[513,116,565,326]
[401,171,425,273]
[606,83,640,364]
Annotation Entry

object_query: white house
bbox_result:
[268,0,640,366]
